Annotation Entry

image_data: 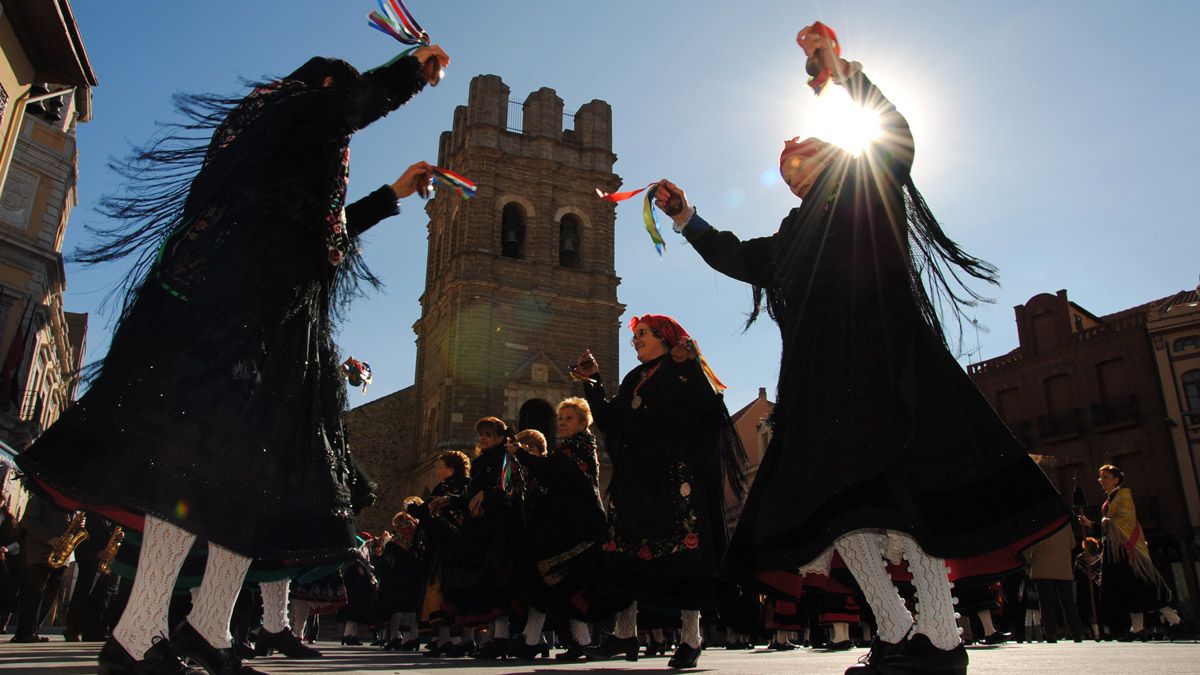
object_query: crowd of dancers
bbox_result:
[4,19,1183,675]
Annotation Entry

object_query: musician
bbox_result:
[11,490,69,643]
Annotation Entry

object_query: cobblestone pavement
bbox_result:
[1,638,1198,674]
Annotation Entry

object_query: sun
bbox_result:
[807,85,883,156]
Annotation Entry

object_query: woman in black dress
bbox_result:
[375,499,427,651]
[654,23,1067,675]
[16,44,450,674]
[575,314,743,669]
[413,451,472,657]
[509,399,606,660]
[445,417,525,659]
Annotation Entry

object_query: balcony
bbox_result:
[1007,420,1034,449]
[1091,394,1141,430]
[1038,408,1084,442]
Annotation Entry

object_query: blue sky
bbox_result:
[63,1,1199,412]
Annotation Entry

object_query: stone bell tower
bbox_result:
[409,74,624,471]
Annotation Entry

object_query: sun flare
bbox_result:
[808,86,883,156]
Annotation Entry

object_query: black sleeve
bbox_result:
[682,213,778,288]
[297,55,427,139]
[842,70,914,181]
[582,375,617,438]
[346,185,400,237]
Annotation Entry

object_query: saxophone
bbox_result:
[98,525,125,574]
[47,512,88,569]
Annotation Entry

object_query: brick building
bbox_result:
[726,386,774,527]
[348,75,624,532]
[969,288,1200,620]
[0,0,95,515]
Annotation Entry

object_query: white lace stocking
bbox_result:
[186,543,251,649]
[523,608,546,645]
[570,619,592,646]
[259,578,290,634]
[681,610,701,648]
[614,602,638,639]
[114,516,196,659]
[399,611,417,640]
[289,599,312,638]
[835,532,914,644]
[902,539,961,650]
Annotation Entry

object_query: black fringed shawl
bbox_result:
[685,69,1067,588]
[16,55,427,562]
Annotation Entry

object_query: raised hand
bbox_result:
[413,45,450,86]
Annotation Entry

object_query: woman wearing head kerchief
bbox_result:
[652,23,1068,675]
[15,43,450,674]
[572,314,745,669]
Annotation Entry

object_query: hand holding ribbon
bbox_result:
[596,180,682,256]
[368,1,449,85]
[796,21,842,95]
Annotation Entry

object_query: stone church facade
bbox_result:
[349,75,624,532]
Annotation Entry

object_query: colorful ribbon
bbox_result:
[500,453,515,495]
[368,0,430,46]
[687,338,727,395]
[430,166,477,200]
[596,182,667,257]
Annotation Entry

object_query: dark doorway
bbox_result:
[518,398,556,451]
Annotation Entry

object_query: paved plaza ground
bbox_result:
[1,637,1197,674]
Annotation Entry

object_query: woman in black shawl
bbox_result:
[508,400,606,660]
[574,314,744,669]
[654,24,1066,675]
[16,45,450,674]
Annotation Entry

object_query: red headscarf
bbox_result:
[629,314,689,348]
[779,136,831,177]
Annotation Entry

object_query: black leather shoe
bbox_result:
[768,640,796,651]
[399,638,421,651]
[470,638,511,659]
[878,634,967,675]
[844,636,906,674]
[235,640,256,660]
[509,639,549,660]
[9,633,49,642]
[444,640,476,657]
[1117,630,1146,642]
[556,644,587,660]
[98,636,206,675]
[340,635,362,646]
[818,639,854,651]
[584,635,639,662]
[255,628,322,658]
[978,631,1009,645]
[668,642,701,669]
[645,639,671,657]
[171,620,268,674]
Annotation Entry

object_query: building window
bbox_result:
[1184,370,1200,412]
[500,203,526,259]
[559,214,581,268]
[1174,335,1200,352]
